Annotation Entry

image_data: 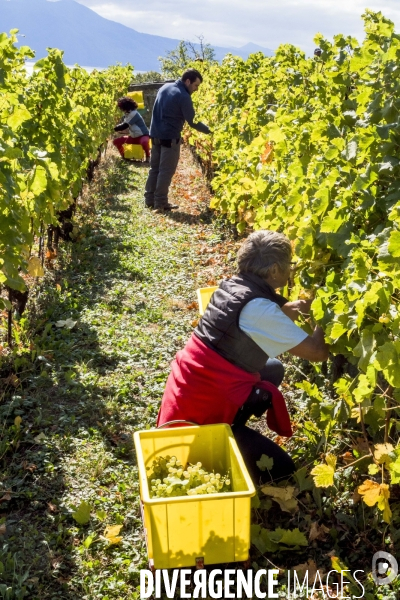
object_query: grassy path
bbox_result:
[1,147,238,600]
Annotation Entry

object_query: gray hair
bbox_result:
[237,230,292,278]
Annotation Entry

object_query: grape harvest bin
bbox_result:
[196,286,218,316]
[134,423,256,569]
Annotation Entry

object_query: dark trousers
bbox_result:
[144,138,181,208]
[232,358,296,486]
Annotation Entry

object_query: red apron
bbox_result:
[157,333,292,437]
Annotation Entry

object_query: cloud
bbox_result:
[75,0,400,53]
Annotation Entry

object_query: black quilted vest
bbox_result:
[194,273,287,373]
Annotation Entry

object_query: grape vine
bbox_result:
[190,11,400,521]
[0,30,132,310]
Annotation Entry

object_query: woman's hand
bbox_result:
[281,299,312,322]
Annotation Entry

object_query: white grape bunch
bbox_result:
[147,455,231,498]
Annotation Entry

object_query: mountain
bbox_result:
[0,0,273,70]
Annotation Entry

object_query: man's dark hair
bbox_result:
[117,97,138,111]
[181,69,203,84]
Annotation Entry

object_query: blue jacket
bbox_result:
[150,79,210,139]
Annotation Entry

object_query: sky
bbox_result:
[74,0,400,54]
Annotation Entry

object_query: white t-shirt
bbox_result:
[239,298,308,358]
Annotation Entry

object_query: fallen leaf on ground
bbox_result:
[341,451,353,464]
[186,302,198,310]
[291,558,319,580]
[46,249,57,260]
[23,461,37,472]
[4,373,19,387]
[273,435,287,446]
[309,521,330,542]
[55,318,77,329]
[355,437,370,456]
[261,485,298,513]
[104,524,123,545]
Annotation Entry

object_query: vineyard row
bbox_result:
[190,10,400,516]
[0,30,131,331]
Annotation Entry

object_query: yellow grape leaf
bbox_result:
[350,407,362,422]
[374,443,394,466]
[28,257,44,278]
[298,289,315,300]
[357,480,381,506]
[14,416,22,430]
[311,464,335,488]
[358,480,392,523]
[330,556,359,587]
[378,484,392,524]
[368,464,380,475]
[104,524,123,545]
[209,197,219,209]
[325,454,337,469]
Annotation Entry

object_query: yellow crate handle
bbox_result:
[157,420,199,428]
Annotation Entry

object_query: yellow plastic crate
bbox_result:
[196,285,218,315]
[127,91,145,110]
[123,143,144,160]
[134,424,255,569]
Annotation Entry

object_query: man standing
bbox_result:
[144,69,211,213]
